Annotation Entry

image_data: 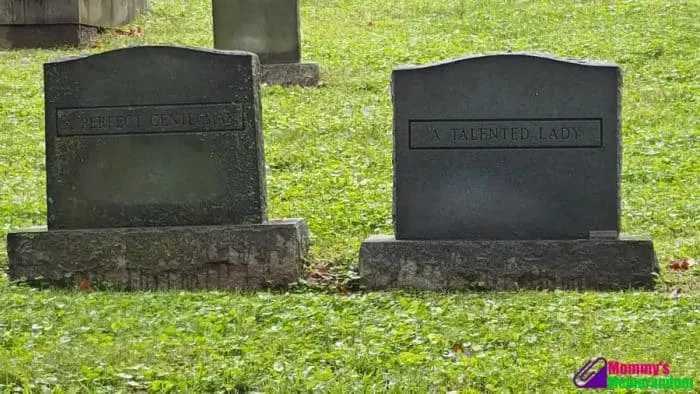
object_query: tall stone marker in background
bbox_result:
[7,46,309,290]
[212,0,320,87]
[0,0,150,48]
[360,53,658,290]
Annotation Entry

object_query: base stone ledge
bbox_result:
[261,62,320,87]
[7,219,309,290]
[0,24,99,49]
[359,235,658,291]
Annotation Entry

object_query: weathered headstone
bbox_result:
[7,46,309,290]
[212,0,320,87]
[0,0,150,48]
[360,53,657,290]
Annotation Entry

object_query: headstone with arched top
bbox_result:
[7,46,309,290]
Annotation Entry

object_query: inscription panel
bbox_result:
[409,119,602,149]
[57,103,244,136]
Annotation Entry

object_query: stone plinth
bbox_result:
[8,219,309,290]
[0,0,151,48]
[212,0,320,86]
[261,63,320,87]
[360,235,658,291]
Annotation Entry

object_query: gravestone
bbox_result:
[212,0,320,87]
[0,0,150,48]
[360,53,657,290]
[7,46,309,290]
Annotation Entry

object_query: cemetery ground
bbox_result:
[0,0,697,391]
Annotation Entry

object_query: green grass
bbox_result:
[1,0,699,391]
[1,289,698,392]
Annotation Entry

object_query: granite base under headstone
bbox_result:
[8,220,308,290]
[360,53,658,290]
[361,236,657,291]
[6,46,309,290]
[212,0,320,87]
[261,63,321,87]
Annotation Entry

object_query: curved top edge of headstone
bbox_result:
[46,45,259,65]
[393,52,619,73]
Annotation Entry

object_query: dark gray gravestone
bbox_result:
[0,0,150,48]
[212,0,299,64]
[7,46,309,290]
[212,0,320,87]
[45,46,266,229]
[360,53,657,290]
[394,54,618,240]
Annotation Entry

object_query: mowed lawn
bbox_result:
[0,0,698,392]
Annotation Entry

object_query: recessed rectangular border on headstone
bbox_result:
[56,103,245,136]
[409,118,603,149]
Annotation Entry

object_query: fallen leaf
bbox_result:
[367,21,374,27]
[667,258,696,270]
[114,27,143,37]
[90,42,102,49]
[306,266,330,282]
[445,342,472,359]
[79,279,90,291]
[128,27,143,37]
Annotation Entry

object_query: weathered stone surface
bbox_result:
[262,63,320,87]
[0,0,150,25]
[212,0,300,64]
[7,219,309,290]
[393,53,621,240]
[360,235,658,290]
[0,24,98,48]
[0,0,150,48]
[44,46,267,229]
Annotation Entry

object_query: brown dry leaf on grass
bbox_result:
[79,279,90,291]
[447,342,472,359]
[114,27,143,37]
[306,266,333,283]
[666,258,697,270]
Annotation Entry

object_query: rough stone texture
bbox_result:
[360,235,658,291]
[393,53,621,240]
[0,24,98,48]
[79,0,151,27]
[0,0,150,25]
[262,63,320,87]
[7,219,309,290]
[0,0,150,48]
[44,46,267,229]
[212,0,300,64]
